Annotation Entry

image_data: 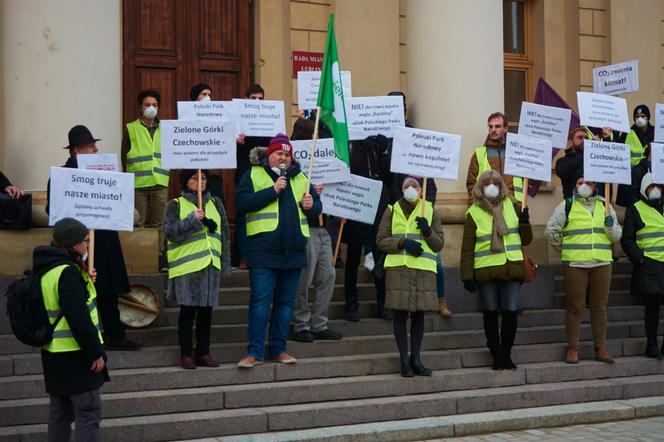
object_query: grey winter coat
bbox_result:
[164,191,231,307]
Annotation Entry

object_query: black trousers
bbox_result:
[97,293,125,340]
[178,306,213,357]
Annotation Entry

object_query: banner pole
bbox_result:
[605,183,611,216]
[197,169,203,210]
[522,177,529,211]
[333,218,346,265]
[88,229,95,274]
[420,178,428,216]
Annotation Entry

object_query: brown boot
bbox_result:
[438,298,452,318]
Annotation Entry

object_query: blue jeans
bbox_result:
[478,279,521,312]
[436,253,445,299]
[232,211,247,265]
[247,267,302,360]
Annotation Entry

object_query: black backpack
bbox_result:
[6,262,71,347]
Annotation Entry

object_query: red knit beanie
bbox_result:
[267,133,293,157]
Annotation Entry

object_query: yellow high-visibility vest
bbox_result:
[245,166,310,238]
[167,197,222,279]
[384,200,437,273]
[466,198,523,268]
[561,199,612,263]
[41,264,103,353]
[475,146,523,203]
[625,129,646,166]
[634,200,664,262]
[126,119,168,188]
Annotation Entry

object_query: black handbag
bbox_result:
[0,193,32,229]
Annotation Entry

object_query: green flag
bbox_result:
[316,13,350,166]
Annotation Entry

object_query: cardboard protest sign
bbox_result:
[320,174,383,224]
[651,142,664,184]
[583,140,631,185]
[160,120,237,169]
[345,96,405,140]
[291,138,351,184]
[390,127,460,180]
[518,102,572,149]
[577,92,630,133]
[592,60,639,96]
[505,133,553,182]
[76,153,120,172]
[232,99,286,137]
[297,71,351,110]
[654,103,664,143]
[177,100,238,122]
[49,167,134,231]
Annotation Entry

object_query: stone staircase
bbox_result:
[1,262,664,441]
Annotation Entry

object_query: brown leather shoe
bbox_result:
[238,356,263,368]
[274,353,297,365]
[180,356,196,370]
[438,299,452,318]
[195,355,219,367]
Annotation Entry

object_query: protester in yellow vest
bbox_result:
[376,177,444,377]
[163,169,230,369]
[35,218,108,441]
[121,89,168,228]
[545,177,622,364]
[235,134,321,368]
[466,112,524,205]
[460,171,532,370]
[620,173,664,359]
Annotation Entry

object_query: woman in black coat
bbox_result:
[621,172,664,359]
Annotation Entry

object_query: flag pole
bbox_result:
[306,106,322,191]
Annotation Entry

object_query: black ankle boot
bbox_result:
[646,336,662,359]
[410,355,432,376]
[344,291,360,322]
[502,352,517,370]
[400,355,414,377]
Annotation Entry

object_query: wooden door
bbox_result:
[123,0,251,219]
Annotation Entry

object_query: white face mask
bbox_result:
[403,186,420,202]
[636,117,648,128]
[483,184,499,199]
[82,251,88,262]
[648,187,662,200]
[143,105,157,119]
[577,183,593,198]
[200,95,211,102]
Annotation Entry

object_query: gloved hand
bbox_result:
[463,280,478,293]
[415,216,431,236]
[518,207,530,224]
[402,239,423,257]
[604,215,614,228]
[201,217,218,233]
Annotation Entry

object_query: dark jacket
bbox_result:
[621,196,664,296]
[235,136,272,185]
[35,246,109,396]
[555,147,584,199]
[47,157,131,303]
[0,171,12,191]
[235,148,322,269]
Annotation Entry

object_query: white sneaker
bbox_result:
[363,253,375,272]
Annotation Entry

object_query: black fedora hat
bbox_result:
[63,125,101,149]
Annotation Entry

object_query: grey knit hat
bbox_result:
[53,218,88,247]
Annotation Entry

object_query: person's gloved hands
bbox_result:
[201,217,218,233]
[402,239,423,257]
[415,216,431,236]
[518,207,530,224]
[604,215,614,228]
[463,280,478,293]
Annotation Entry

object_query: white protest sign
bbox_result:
[320,174,383,224]
[390,127,461,180]
[232,99,286,137]
[49,167,134,231]
[76,153,119,172]
[655,103,664,143]
[577,92,630,133]
[345,96,405,140]
[518,102,572,149]
[160,120,237,169]
[651,142,664,184]
[297,71,352,110]
[583,140,631,185]
[593,60,639,96]
[504,133,553,182]
[291,138,351,184]
[177,100,238,121]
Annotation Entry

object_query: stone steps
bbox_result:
[2,359,663,440]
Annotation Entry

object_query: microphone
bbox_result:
[279,163,287,177]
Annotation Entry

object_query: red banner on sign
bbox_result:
[292,51,324,77]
